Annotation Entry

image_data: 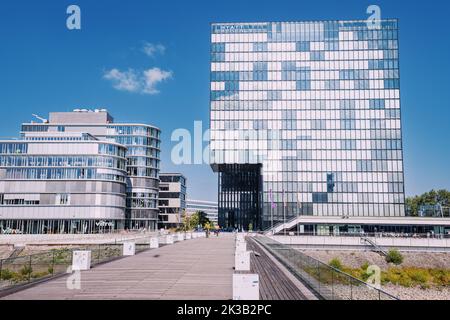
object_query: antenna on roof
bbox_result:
[32,114,49,123]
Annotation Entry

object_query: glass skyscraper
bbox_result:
[210,20,405,231]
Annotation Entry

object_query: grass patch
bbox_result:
[328,258,343,270]
[318,258,449,289]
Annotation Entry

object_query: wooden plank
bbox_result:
[1,234,235,300]
[247,238,307,300]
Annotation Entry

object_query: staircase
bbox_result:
[7,245,25,259]
[360,237,388,256]
[264,216,301,235]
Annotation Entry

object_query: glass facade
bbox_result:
[0,138,128,234]
[5,110,162,233]
[106,125,161,230]
[210,20,405,230]
[186,199,219,224]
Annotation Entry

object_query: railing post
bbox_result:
[51,250,55,275]
[350,279,353,300]
[97,245,101,264]
[317,261,320,295]
[28,255,32,283]
[331,269,334,300]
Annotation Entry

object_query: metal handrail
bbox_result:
[360,237,388,256]
[253,235,399,300]
[249,230,450,239]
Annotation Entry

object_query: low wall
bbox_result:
[0,232,157,245]
[271,235,450,252]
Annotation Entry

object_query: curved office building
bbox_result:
[0,109,161,234]
[106,125,161,230]
[0,135,128,234]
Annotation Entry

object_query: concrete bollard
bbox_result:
[165,235,174,244]
[177,233,185,242]
[72,250,91,270]
[236,241,247,252]
[123,242,136,256]
[235,251,251,271]
[233,274,259,300]
[185,232,192,240]
[150,237,159,249]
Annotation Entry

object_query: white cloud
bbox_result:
[103,68,140,93]
[103,67,172,95]
[142,68,173,94]
[142,42,166,57]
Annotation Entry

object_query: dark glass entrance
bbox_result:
[217,164,262,231]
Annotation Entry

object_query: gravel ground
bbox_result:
[381,284,450,300]
[331,284,450,300]
[300,249,450,300]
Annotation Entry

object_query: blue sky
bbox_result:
[0,0,449,201]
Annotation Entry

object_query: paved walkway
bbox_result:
[2,234,235,300]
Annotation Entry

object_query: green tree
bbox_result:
[406,189,450,216]
[181,210,212,231]
[197,211,211,227]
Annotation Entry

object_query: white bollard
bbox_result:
[178,233,185,241]
[123,242,136,256]
[233,274,259,300]
[192,233,198,239]
[165,235,174,244]
[72,250,91,270]
[235,251,251,271]
[236,241,247,252]
[185,232,192,240]
[150,237,159,249]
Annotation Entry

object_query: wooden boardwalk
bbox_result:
[1,234,235,300]
[247,238,316,300]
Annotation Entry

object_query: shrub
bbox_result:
[360,262,370,271]
[429,269,450,287]
[20,265,33,277]
[31,271,49,279]
[359,263,373,282]
[383,267,413,287]
[405,268,432,288]
[52,248,71,264]
[0,269,14,281]
[385,249,404,265]
[329,258,343,270]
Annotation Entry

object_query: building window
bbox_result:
[57,193,70,205]
[327,174,335,193]
[312,193,328,204]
